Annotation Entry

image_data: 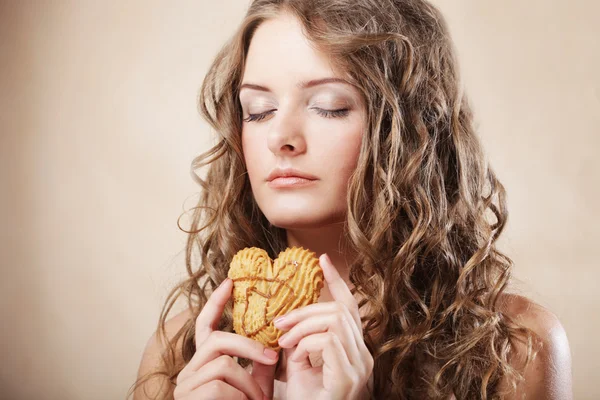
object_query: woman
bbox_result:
[129,0,572,398]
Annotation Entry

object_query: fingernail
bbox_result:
[263,348,279,360]
[273,316,285,327]
[320,254,332,280]
[218,278,230,288]
[278,333,288,345]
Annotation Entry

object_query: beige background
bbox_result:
[1,1,598,399]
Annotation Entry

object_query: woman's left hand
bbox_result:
[274,254,374,400]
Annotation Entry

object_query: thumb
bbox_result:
[252,357,278,400]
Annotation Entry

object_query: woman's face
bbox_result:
[240,13,366,229]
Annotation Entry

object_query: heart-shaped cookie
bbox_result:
[228,246,324,351]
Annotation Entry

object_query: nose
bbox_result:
[266,109,306,157]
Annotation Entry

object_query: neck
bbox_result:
[285,222,356,302]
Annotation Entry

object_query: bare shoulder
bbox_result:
[496,293,573,400]
[132,308,194,400]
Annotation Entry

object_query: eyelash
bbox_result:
[243,108,350,123]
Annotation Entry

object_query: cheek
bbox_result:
[344,132,363,170]
[318,123,363,179]
[242,132,261,180]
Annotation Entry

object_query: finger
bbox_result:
[288,332,354,384]
[283,344,314,377]
[277,313,360,366]
[319,254,362,329]
[276,301,363,339]
[178,331,278,384]
[174,355,264,400]
[251,360,278,400]
[195,278,233,345]
[189,330,279,373]
[186,379,248,400]
[276,302,373,377]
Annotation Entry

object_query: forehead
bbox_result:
[242,13,344,86]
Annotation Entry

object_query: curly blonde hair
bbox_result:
[128,0,541,398]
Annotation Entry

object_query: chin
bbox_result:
[263,208,345,230]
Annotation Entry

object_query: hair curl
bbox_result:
[128,0,540,398]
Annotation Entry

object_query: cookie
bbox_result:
[228,246,324,351]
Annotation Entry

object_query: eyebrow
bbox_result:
[239,77,352,92]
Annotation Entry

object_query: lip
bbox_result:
[266,167,319,182]
[268,176,317,188]
[266,167,318,188]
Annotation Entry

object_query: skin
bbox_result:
[173,278,279,400]
[239,12,366,296]
[134,11,573,400]
[238,13,372,399]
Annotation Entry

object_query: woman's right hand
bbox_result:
[174,278,279,400]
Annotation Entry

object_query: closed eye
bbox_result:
[314,108,350,118]
[243,109,276,123]
[242,108,350,123]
